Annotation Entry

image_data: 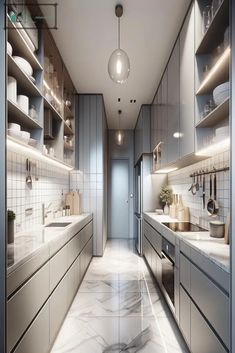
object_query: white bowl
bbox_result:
[7,76,17,103]
[13,56,33,76]
[213,82,230,106]
[21,131,30,144]
[7,42,13,56]
[17,95,29,114]
[8,129,22,140]
[8,123,21,131]
[28,138,37,147]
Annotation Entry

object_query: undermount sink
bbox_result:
[45,222,72,228]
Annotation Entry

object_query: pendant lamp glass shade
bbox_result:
[108,5,130,84]
[108,49,130,84]
[115,129,124,145]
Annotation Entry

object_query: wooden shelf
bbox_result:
[196,97,229,128]
[64,142,74,152]
[196,47,230,95]
[8,99,42,129]
[7,15,43,70]
[44,97,63,122]
[64,122,73,135]
[42,153,74,170]
[8,54,42,97]
[196,0,229,54]
[64,104,74,119]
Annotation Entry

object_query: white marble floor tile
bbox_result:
[50,239,189,353]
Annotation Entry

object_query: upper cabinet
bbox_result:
[179,3,195,158]
[134,105,151,164]
[167,39,180,164]
[6,3,77,168]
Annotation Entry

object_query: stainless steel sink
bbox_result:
[45,222,72,228]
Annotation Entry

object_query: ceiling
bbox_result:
[40,0,190,129]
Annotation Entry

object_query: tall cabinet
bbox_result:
[134,105,151,165]
[78,94,108,256]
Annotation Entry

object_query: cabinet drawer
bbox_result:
[191,264,229,348]
[191,301,227,353]
[150,228,162,256]
[80,222,93,250]
[67,232,80,268]
[180,253,191,293]
[49,274,68,345]
[13,302,50,353]
[7,263,50,353]
[50,244,68,292]
[179,285,190,347]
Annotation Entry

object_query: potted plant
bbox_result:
[8,210,16,244]
[159,185,173,215]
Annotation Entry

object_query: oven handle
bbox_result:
[161,250,174,266]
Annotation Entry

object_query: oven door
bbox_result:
[161,239,175,310]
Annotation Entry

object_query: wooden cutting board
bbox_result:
[72,191,81,215]
[65,192,74,214]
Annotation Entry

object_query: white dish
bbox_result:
[8,129,22,141]
[7,42,13,56]
[213,82,230,106]
[28,138,37,147]
[8,123,21,131]
[13,56,33,76]
[21,131,30,144]
[7,76,17,103]
[17,95,29,114]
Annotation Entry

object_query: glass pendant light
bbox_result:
[108,4,130,84]
[115,110,124,145]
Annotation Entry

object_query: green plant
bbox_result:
[8,210,16,222]
[159,185,173,205]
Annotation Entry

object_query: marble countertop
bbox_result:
[144,212,230,273]
[7,213,92,275]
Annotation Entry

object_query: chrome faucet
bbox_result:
[42,202,52,225]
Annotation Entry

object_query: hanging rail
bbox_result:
[189,166,229,178]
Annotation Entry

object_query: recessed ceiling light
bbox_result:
[118,98,121,102]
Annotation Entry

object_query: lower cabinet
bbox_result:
[179,285,191,347]
[8,221,93,353]
[191,301,227,353]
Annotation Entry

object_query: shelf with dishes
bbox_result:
[196,0,229,54]
[7,126,40,150]
[196,46,230,95]
[196,96,229,128]
[8,99,42,130]
[64,141,74,152]
[8,54,42,97]
[43,96,63,122]
[7,15,43,71]
[64,103,74,119]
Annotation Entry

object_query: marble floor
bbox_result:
[50,239,189,353]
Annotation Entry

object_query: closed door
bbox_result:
[110,159,129,238]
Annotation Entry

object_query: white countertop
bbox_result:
[144,212,230,273]
[7,213,92,275]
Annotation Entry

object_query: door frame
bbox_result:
[108,158,130,239]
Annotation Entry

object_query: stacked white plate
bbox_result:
[7,76,17,103]
[8,123,31,144]
[17,95,29,114]
[213,82,230,106]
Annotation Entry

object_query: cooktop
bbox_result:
[162,222,207,232]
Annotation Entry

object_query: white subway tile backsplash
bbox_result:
[168,150,230,229]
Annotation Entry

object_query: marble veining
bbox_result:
[50,239,189,353]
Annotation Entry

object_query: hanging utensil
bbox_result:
[26,158,32,186]
[207,173,214,215]
[195,174,200,192]
[191,174,197,195]
[202,174,206,209]
[212,173,219,216]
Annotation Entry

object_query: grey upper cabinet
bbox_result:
[161,70,168,166]
[134,105,151,164]
[167,39,180,164]
[151,86,161,151]
[179,3,195,158]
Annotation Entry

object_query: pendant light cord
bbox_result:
[118,17,120,49]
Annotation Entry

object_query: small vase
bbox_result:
[8,220,15,244]
[164,203,169,215]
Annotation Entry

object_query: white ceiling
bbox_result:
[41,0,190,129]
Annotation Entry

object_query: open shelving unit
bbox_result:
[6,4,77,169]
[194,0,230,155]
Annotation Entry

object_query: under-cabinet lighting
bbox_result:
[7,138,74,171]
[195,138,230,157]
[197,47,230,94]
[154,167,178,174]
[43,80,62,106]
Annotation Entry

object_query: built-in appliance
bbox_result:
[161,237,175,310]
[162,222,207,232]
[134,160,142,254]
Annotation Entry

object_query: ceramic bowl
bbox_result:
[21,131,30,144]
[8,129,22,140]
[17,95,29,114]
[28,138,37,147]
[7,76,17,103]
[13,56,33,76]
[7,42,13,56]
[8,123,21,131]
[213,82,230,106]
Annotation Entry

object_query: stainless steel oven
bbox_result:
[161,237,175,309]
